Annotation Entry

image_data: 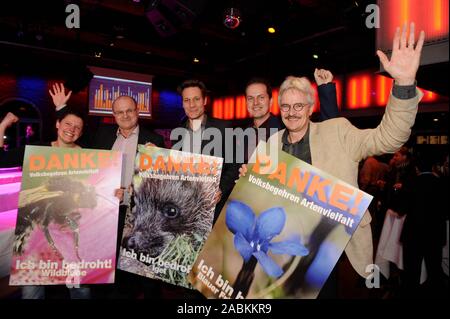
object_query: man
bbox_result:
[52,85,164,298]
[245,77,283,134]
[52,85,164,202]
[242,68,339,161]
[171,79,239,218]
[242,23,425,296]
[163,79,241,299]
[384,146,416,217]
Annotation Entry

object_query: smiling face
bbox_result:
[280,88,313,134]
[182,86,207,121]
[112,96,139,132]
[246,83,272,120]
[55,114,83,145]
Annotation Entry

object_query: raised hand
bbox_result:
[238,164,247,178]
[49,83,72,108]
[0,112,19,130]
[377,22,425,86]
[0,112,19,147]
[314,68,333,86]
[235,164,247,183]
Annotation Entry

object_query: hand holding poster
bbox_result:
[118,145,223,288]
[9,146,122,286]
[189,141,373,298]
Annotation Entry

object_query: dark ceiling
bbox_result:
[0,0,448,96]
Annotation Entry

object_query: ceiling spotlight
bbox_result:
[223,8,241,29]
[313,54,319,59]
[268,27,276,34]
[193,57,200,63]
[433,118,439,122]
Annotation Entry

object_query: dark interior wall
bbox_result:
[0,73,61,143]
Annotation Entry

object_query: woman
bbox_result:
[1,109,91,299]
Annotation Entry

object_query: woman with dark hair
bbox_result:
[0,109,84,167]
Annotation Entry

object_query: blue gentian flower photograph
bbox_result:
[226,200,309,278]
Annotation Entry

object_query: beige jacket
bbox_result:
[267,90,423,277]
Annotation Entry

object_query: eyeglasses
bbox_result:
[113,109,137,117]
[279,103,310,112]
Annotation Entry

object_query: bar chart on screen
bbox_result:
[87,66,154,118]
[89,76,152,117]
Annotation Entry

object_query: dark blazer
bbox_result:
[317,82,339,120]
[170,116,240,218]
[202,117,239,199]
[88,124,165,150]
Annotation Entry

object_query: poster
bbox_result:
[9,146,122,285]
[189,141,372,298]
[118,145,223,289]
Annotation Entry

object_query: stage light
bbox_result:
[268,27,276,33]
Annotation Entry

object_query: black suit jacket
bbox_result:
[201,117,239,199]
[170,116,239,218]
[88,124,165,150]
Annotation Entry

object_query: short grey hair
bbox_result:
[278,76,315,106]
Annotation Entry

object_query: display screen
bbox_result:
[88,67,153,118]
